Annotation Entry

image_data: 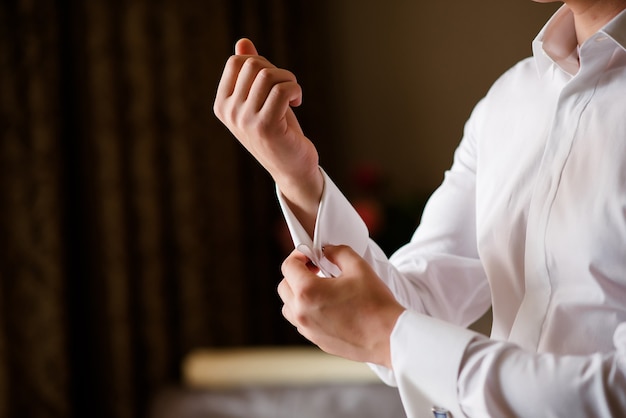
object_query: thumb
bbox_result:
[321,245,362,272]
[235,38,258,56]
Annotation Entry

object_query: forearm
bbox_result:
[214,37,323,236]
[275,166,324,239]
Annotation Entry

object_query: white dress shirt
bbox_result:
[278,5,626,417]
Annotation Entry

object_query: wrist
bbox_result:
[276,167,324,237]
[378,306,405,369]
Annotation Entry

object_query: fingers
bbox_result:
[229,58,272,103]
[280,250,317,288]
[280,250,328,306]
[277,278,295,322]
[215,54,301,128]
[235,38,258,56]
[215,38,271,105]
[214,56,245,107]
[278,245,400,367]
[247,67,300,113]
[321,245,364,274]
[278,252,319,329]
[215,54,273,105]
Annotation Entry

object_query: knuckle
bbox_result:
[215,100,252,132]
[280,257,294,276]
[293,310,311,328]
[277,279,288,298]
[225,54,244,70]
[298,282,319,305]
[275,81,292,94]
[212,101,222,119]
[225,104,240,125]
[256,67,273,82]
[283,69,297,82]
[225,54,238,66]
[280,258,288,274]
[213,99,228,121]
[242,56,265,73]
[268,83,288,101]
[273,81,300,99]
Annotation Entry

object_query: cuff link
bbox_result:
[432,406,450,418]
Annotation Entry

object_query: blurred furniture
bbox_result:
[150,346,406,418]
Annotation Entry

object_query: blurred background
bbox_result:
[0,0,559,417]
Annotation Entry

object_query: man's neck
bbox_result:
[564,0,626,43]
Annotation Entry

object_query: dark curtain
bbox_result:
[0,0,335,417]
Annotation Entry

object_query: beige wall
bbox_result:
[323,1,560,197]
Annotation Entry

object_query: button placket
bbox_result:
[510,76,588,349]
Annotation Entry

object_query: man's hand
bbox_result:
[213,38,323,235]
[277,245,405,369]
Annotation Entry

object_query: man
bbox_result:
[213,0,626,416]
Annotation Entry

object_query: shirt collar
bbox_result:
[603,6,626,48]
[532,5,626,76]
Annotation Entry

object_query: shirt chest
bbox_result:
[473,62,626,348]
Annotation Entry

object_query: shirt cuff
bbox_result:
[391,310,479,418]
[276,167,369,277]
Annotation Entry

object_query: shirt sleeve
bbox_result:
[276,100,490,322]
[276,101,491,391]
[276,103,495,417]
[389,310,626,418]
[276,160,489,322]
[456,323,626,417]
